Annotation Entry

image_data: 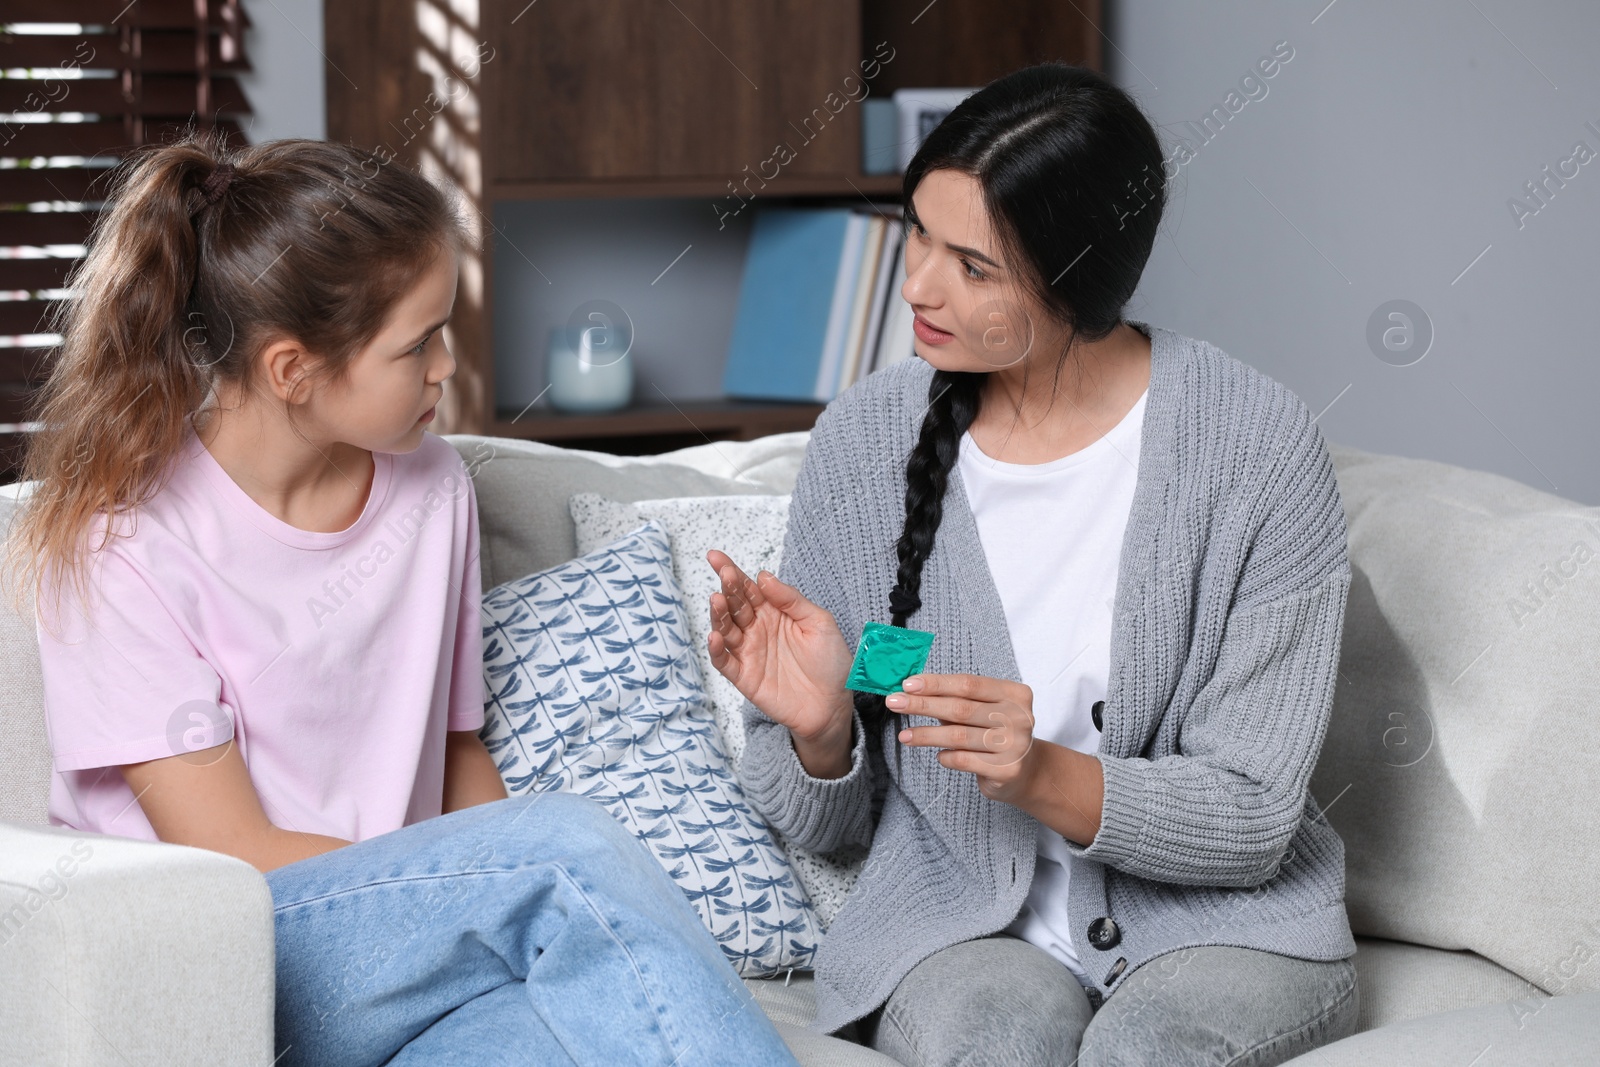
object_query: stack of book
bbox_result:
[722,206,917,403]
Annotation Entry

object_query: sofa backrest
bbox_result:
[447,432,809,588]
[1,432,1595,997]
[1314,443,1600,996]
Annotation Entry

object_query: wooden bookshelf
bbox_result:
[325,0,1103,455]
[489,398,824,457]
[490,175,906,202]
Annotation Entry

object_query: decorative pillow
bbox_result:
[479,521,820,976]
[569,494,867,930]
[569,492,788,770]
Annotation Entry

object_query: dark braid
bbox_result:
[853,369,986,737]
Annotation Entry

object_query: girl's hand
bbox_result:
[888,673,1042,804]
[705,548,855,744]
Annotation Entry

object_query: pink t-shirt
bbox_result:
[37,424,486,844]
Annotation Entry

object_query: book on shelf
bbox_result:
[722,204,916,403]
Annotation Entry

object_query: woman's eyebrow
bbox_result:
[947,242,1002,269]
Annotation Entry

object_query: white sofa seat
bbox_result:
[1348,936,1542,1033]
[1285,987,1600,1066]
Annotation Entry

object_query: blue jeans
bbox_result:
[263,791,802,1067]
[853,932,1358,1066]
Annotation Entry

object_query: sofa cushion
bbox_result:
[1279,988,1600,1066]
[479,520,821,976]
[743,972,903,1065]
[1316,444,1600,996]
[568,491,867,930]
[759,1019,906,1067]
[442,432,808,590]
[1351,935,1541,1033]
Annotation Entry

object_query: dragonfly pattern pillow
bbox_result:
[569,492,867,931]
[479,520,820,976]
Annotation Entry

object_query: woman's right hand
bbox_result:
[705,548,854,746]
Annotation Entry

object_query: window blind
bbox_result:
[0,0,251,480]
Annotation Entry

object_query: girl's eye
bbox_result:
[410,334,432,355]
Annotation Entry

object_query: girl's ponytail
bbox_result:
[3,130,467,634]
[7,136,221,633]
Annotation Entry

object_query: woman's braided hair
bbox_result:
[853,62,1167,741]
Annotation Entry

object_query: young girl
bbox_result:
[707,63,1360,1067]
[6,134,800,1067]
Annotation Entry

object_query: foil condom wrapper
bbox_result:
[846,620,936,696]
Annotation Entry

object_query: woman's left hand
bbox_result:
[886,673,1041,805]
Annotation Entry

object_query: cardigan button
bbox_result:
[1091,700,1105,732]
[1103,957,1127,986]
[1087,917,1121,949]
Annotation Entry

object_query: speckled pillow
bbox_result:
[569,493,866,929]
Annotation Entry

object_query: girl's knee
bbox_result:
[497,788,592,824]
[498,790,639,854]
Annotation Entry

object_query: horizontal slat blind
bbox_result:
[0,1,245,25]
[0,3,251,478]
[0,30,250,72]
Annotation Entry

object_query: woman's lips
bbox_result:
[913,314,955,345]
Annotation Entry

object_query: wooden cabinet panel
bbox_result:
[485,0,861,182]
[864,0,1101,92]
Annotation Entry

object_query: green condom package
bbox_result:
[846,621,937,696]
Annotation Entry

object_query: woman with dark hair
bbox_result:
[706,63,1359,1066]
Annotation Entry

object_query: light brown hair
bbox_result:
[3,130,469,634]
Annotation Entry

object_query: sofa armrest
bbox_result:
[1,821,275,1066]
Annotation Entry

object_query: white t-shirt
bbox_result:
[955,387,1146,987]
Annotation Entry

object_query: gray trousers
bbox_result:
[849,932,1358,1067]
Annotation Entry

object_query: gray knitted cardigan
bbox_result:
[735,320,1357,1036]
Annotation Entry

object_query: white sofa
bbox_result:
[2,430,1596,1065]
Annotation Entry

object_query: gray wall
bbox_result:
[1106,0,1599,503]
[237,0,325,142]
